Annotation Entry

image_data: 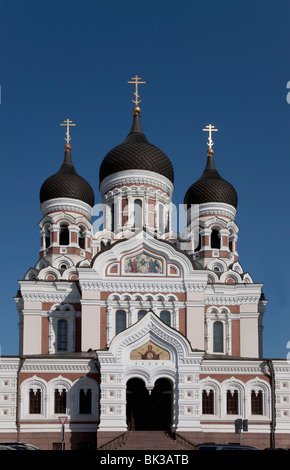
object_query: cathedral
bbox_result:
[1,78,290,450]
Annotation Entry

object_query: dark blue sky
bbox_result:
[0,0,289,358]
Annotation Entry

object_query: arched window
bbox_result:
[134,199,143,229]
[111,204,115,232]
[57,319,68,352]
[165,212,169,232]
[159,204,164,232]
[60,224,69,246]
[54,389,66,414]
[213,321,223,353]
[79,226,86,249]
[138,310,147,321]
[226,390,239,414]
[251,390,263,415]
[160,310,171,326]
[79,389,92,414]
[195,233,201,252]
[44,224,51,249]
[211,229,220,249]
[29,388,41,414]
[202,389,214,414]
[116,310,126,335]
[229,229,234,252]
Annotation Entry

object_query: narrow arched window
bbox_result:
[213,321,223,353]
[60,224,69,245]
[195,233,201,252]
[160,310,171,326]
[134,199,143,229]
[202,390,214,414]
[29,389,41,414]
[54,389,66,414]
[116,310,126,335]
[251,390,263,415]
[44,224,51,249]
[227,390,239,414]
[111,204,115,232]
[211,229,220,249]
[138,310,147,321]
[57,319,68,352]
[79,226,86,249]
[79,389,92,414]
[159,204,164,232]
[165,211,170,232]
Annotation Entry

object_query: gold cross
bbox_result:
[127,75,146,105]
[202,124,218,148]
[60,119,76,143]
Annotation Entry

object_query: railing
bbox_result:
[97,432,127,450]
[167,430,195,450]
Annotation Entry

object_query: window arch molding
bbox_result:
[71,377,99,420]
[200,378,221,418]
[20,376,47,418]
[245,378,271,419]
[47,376,73,418]
[205,307,231,355]
[49,305,76,354]
[221,378,245,417]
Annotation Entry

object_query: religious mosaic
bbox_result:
[124,253,163,274]
[130,341,170,360]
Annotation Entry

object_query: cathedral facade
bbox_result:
[1,89,290,450]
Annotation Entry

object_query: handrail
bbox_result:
[168,430,195,449]
[97,432,127,450]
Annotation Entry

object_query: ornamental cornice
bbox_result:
[21,361,98,373]
[99,169,173,197]
[198,202,237,221]
[21,293,80,303]
[200,363,268,375]
[205,295,261,305]
[40,198,93,219]
[0,362,20,372]
[80,280,207,293]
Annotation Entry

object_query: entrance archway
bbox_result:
[126,378,172,431]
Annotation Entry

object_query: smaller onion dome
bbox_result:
[99,106,174,184]
[184,148,238,209]
[40,143,95,207]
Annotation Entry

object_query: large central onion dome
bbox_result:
[40,143,95,207]
[184,148,238,209]
[99,107,174,184]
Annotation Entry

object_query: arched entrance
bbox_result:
[126,378,172,431]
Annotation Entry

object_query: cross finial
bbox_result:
[127,75,146,106]
[60,119,76,144]
[202,124,218,148]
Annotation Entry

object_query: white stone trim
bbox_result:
[41,197,93,219]
[97,311,203,432]
[99,169,174,197]
[198,202,237,221]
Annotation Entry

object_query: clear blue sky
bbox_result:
[0,0,289,359]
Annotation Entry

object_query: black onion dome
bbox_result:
[40,144,95,207]
[184,149,238,208]
[99,110,174,184]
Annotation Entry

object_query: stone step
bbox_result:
[118,431,193,451]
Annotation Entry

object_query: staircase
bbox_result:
[117,431,194,451]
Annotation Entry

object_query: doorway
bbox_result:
[126,378,172,431]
